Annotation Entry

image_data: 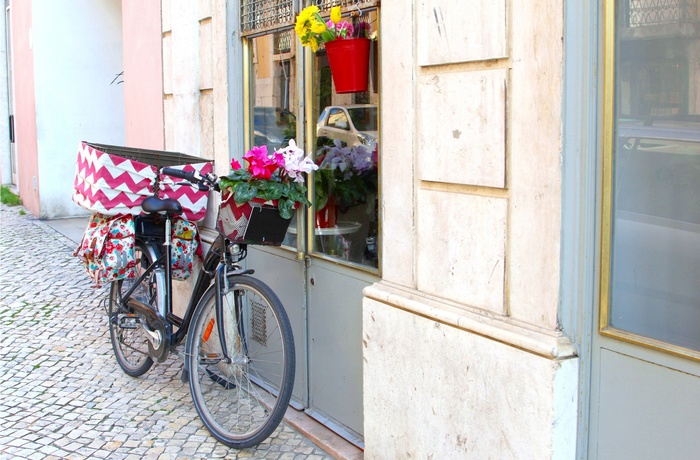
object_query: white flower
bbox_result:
[276,139,319,183]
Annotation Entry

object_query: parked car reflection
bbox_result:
[316,104,377,148]
[253,106,296,150]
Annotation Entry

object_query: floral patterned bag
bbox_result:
[171,217,202,281]
[74,214,137,287]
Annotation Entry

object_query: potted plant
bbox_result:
[217,140,318,243]
[295,5,373,94]
[314,140,378,227]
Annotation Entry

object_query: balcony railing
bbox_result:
[241,0,294,35]
[626,0,699,27]
[274,30,292,54]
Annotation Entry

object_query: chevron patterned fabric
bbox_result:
[72,142,212,221]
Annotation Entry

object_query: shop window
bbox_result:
[600,0,700,358]
[243,2,380,270]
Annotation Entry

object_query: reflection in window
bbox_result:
[248,8,381,270]
[310,9,380,269]
[606,0,700,353]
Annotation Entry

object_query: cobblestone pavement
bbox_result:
[0,204,332,460]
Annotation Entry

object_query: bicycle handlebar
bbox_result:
[160,167,219,192]
[161,167,197,183]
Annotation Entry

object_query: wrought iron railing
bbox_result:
[626,0,698,27]
[241,0,294,35]
[240,0,378,35]
[274,30,292,54]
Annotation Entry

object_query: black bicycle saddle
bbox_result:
[141,196,183,215]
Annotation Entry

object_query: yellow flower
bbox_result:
[295,5,320,36]
[308,36,319,53]
[330,6,341,24]
[310,18,327,35]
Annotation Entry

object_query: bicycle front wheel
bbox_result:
[186,275,295,448]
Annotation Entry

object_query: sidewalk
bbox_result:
[0,204,360,460]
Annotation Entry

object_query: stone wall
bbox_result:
[363,1,578,457]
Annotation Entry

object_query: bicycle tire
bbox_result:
[186,275,295,448]
[108,240,160,377]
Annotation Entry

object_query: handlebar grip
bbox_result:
[161,167,197,183]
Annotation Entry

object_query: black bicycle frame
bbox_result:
[124,221,254,354]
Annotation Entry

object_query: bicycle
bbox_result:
[107,166,295,449]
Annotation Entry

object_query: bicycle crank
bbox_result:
[125,298,169,362]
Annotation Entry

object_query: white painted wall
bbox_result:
[32,0,124,218]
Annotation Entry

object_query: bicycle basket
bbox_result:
[72,141,213,221]
[216,193,293,246]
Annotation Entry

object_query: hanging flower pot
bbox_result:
[325,38,371,94]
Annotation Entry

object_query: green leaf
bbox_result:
[278,199,296,219]
[234,182,257,203]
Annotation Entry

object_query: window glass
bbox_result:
[607,0,700,352]
[312,9,379,269]
[249,32,299,250]
[247,6,380,270]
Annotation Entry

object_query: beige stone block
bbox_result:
[417,69,506,188]
[379,1,417,288]
[508,0,563,328]
[199,91,214,160]
[417,0,506,66]
[163,95,174,150]
[212,0,229,163]
[363,300,578,459]
[198,19,213,90]
[199,0,212,20]
[162,32,173,95]
[162,0,171,32]
[416,189,506,313]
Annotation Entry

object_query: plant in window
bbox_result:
[219,140,318,219]
[315,139,378,212]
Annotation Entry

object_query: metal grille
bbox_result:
[274,30,292,54]
[315,0,378,13]
[251,300,267,346]
[626,0,698,26]
[240,0,378,35]
[241,0,294,35]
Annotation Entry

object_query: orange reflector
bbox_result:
[203,318,215,342]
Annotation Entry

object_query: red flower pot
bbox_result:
[324,38,371,94]
[316,196,338,228]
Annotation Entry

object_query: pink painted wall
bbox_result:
[10,1,40,215]
[122,0,164,149]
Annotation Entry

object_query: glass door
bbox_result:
[240,1,380,447]
[588,1,700,457]
[302,4,379,445]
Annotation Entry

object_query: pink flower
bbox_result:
[244,145,282,180]
[325,20,353,38]
[231,158,242,170]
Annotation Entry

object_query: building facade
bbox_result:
[5,1,699,458]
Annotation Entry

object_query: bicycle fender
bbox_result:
[228,267,255,276]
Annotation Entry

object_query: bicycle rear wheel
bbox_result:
[186,275,295,448]
[108,241,159,377]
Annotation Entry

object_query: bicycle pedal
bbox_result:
[118,314,140,330]
[200,353,222,365]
